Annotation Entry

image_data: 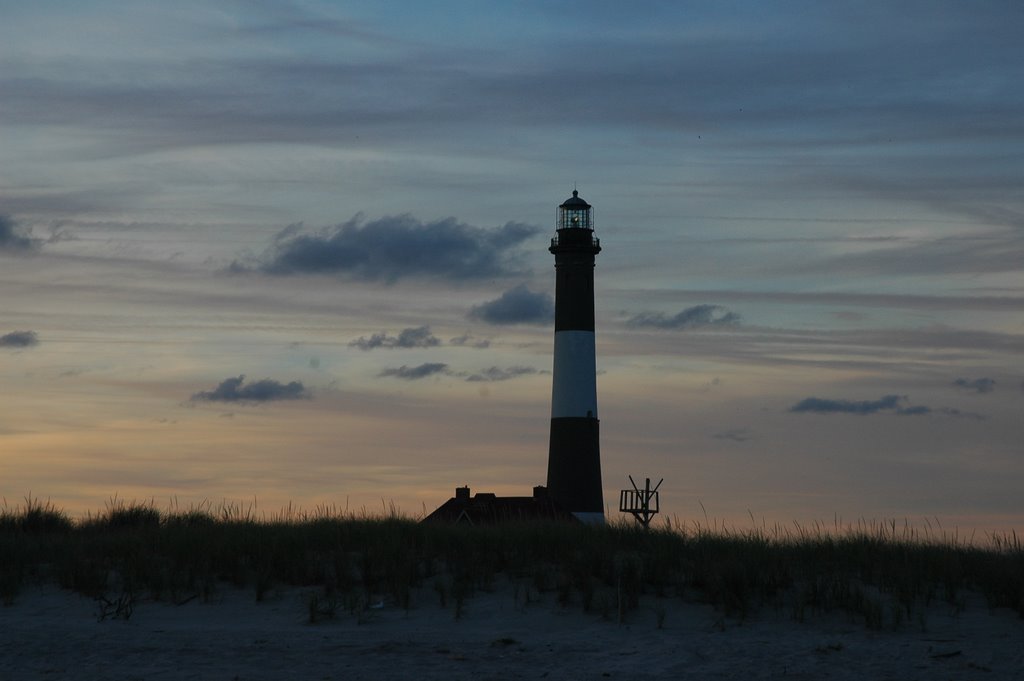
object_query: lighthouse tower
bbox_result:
[546,190,604,524]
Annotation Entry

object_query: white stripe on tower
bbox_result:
[550,331,597,419]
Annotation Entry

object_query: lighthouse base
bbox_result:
[546,416,604,522]
[571,511,606,525]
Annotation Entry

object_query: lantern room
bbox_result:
[556,190,593,231]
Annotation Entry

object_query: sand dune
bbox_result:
[3,581,1022,680]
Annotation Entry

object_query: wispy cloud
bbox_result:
[790,394,920,416]
[464,366,540,382]
[469,284,553,325]
[350,326,441,351]
[7,4,1015,159]
[714,428,752,442]
[798,232,1024,278]
[449,333,491,349]
[935,408,987,421]
[953,377,996,394]
[191,375,308,402]
[0,330,39,348]
[377,363,449,380]
[249,215,538,281]
[788,394,982,419]
[628,304,740,330]
[374,362,540,382]
[628,288,1024,313]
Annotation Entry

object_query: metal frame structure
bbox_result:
[619,476,662,528]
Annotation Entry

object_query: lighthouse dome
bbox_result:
[559,189,591,210]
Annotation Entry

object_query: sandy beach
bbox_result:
[3,580,1021,680]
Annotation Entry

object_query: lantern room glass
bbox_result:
[557,207,593,231]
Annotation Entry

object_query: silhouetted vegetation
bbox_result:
[1,498,1021,628]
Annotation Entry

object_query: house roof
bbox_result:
[422,487,579,525]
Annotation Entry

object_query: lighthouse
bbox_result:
[546,189,604,524]
[422,190,605,526]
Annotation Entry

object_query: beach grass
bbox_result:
[1,496,1021,628]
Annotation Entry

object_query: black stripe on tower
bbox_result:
[550,228,600,332]
[547,417,603,513]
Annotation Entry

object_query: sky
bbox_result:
[2,1,1022,533]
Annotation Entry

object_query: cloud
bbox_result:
[953,377,996,394]
[191,375,309,402]
[469,284,554,325]
[0,215,38,252]
[0,330,39,348]
[465,366,540,382]
[713,429,752,442]
[789,394,917,415]
[350,325,441,351]
[375,362,539,381]
[934,408,986,421]
[628,304,740,330]
[788,394,980,418]
[253,215,539,281]
[378,363,449,380]
[449,333,491,349]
